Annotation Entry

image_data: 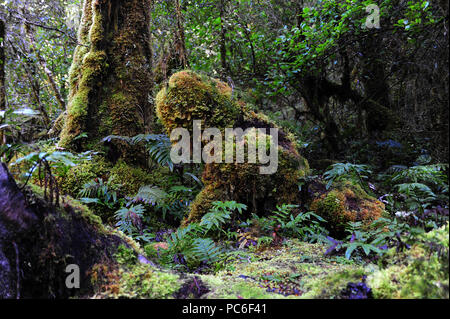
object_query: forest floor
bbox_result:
[198,239,365,299]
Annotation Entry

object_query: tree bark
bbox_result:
[59,0,153,154]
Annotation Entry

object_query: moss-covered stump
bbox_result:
[59,0,153,155]
[156,70,309,224]
[308,180,385,236]
[0,163,183,299]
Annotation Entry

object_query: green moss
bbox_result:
[115,245,138,265]
[77,0,93,43]
[310,180,385,235]
[118,264,180,298]
[301,268,367,299]
[201,277,285,299]
[59,49,107,149]
[156,71,310,223]
[199,239,363,299]
[27,183,107,234]
[58,156,111,197]
[156,70,241,134]
[89,0,104,48]
[94,245,181,299]
[367,223,449,299]
[109,160,172,196]
[67,197,106,232]
[108,91,140,138]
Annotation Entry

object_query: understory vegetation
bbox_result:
[0,0,448,299]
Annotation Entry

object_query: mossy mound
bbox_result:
[1,163,189,299]
[156,71,242,133]
[57,156,175,223]
[309,180,385,236]
[367,223,449,299]
[156,70,309,223]
[58,156,173,198]
[90,245,182,299]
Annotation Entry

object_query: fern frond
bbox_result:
[167,223,202,249]
[190,238,222,263]
[200,210,231,231]
[114,204,146,235]
[130,185,168,205]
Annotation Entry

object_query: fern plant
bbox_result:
[272,204,328,242]
[159,186,194,221]
[162,201,247,270]
[129,185,168,206]
[324,163,372,190]
[103,134,174,171]
[385,164,449,222]
[391,164,448,187]
[79,178,123,209]
[129,184,194,221]
[114,204,146,235]
[325,218,426,260]
[190,238,222,263]
[200,201,247,235]
[166,223,203,251]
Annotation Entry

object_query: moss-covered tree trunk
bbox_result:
[59,0,153,154]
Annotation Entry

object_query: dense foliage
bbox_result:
[0,0,448,299]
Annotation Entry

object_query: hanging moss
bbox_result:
[156,71,310,224]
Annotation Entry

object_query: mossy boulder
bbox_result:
[309,180,385,236]
[156,71,309,223]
